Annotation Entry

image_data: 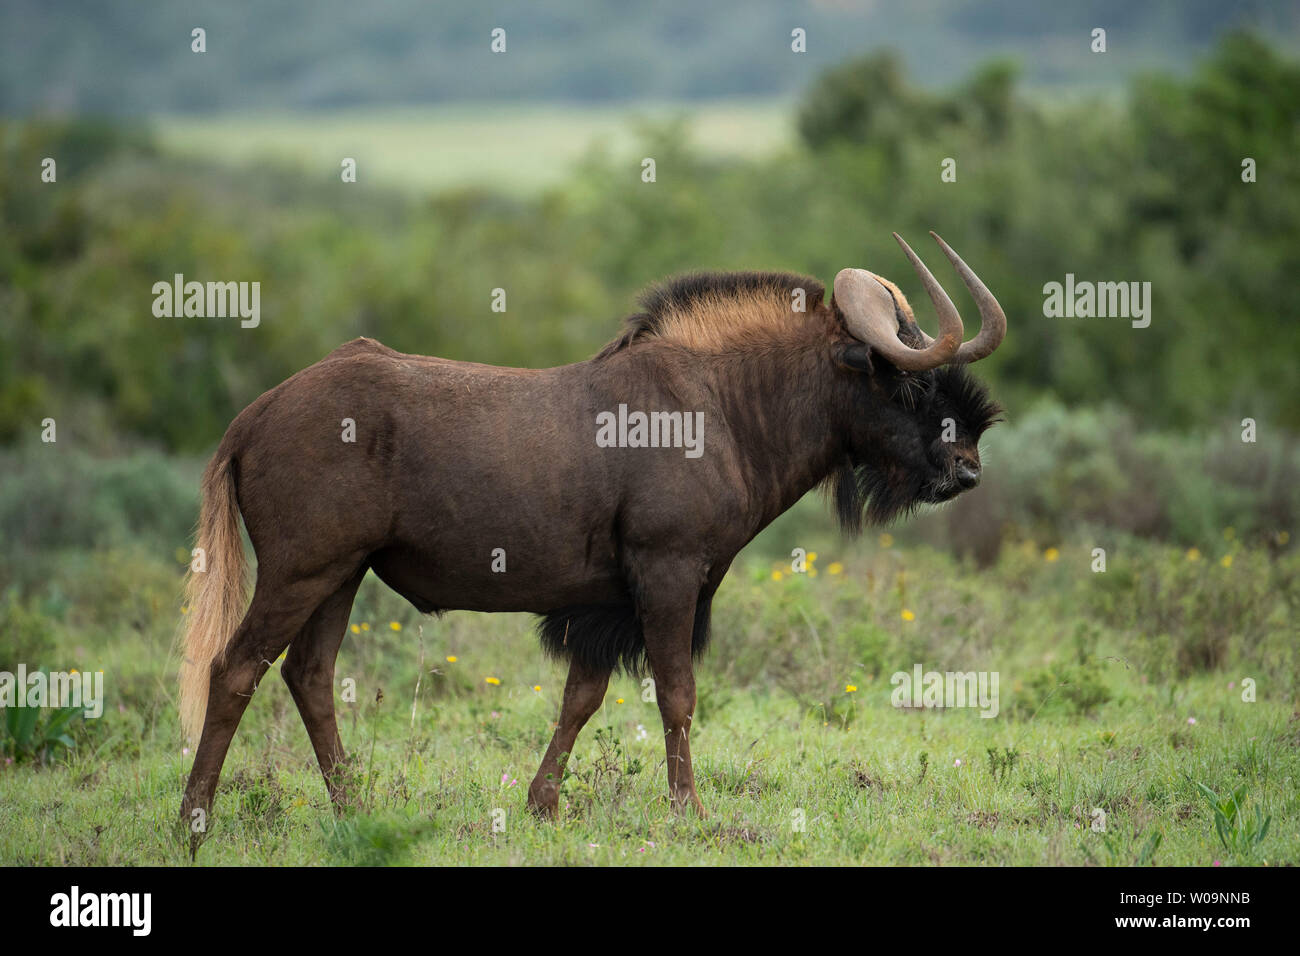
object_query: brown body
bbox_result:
[178,235,1006,849]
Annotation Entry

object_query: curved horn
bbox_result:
[900,232,1007,364]
[834,255,962,372]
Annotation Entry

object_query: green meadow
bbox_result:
[153,100,794,194]
[1,443,1295,866]
[3,34,1299,866]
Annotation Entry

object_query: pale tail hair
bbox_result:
[177,455,248,742]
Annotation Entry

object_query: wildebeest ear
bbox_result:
[838,343,874,373]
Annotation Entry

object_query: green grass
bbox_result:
[2,529,1296,866]
[152,100,794,195]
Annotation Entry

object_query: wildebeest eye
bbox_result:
[891,371,932,411]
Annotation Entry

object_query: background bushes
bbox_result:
[2,34,1299,452]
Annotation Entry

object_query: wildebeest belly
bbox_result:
[367,536,629,616]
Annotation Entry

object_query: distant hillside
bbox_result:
[2,0,1296,114]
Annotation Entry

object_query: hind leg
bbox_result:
[281,568,366,810]
[179,567,356,852]
[527,657,611,817]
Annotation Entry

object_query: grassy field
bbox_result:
[153,100,794,194]
[2,515,1295,866]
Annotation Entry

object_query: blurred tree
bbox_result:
[2,33,1297,452]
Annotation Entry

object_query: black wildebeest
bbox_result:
[178,232,1005,836]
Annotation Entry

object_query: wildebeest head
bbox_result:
[829,233,1005,531]
[593,232,1006,535]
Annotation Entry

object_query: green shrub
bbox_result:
[1012,660,1112,718]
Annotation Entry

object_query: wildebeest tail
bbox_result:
[537,594,714,675]
[178,453,248,742]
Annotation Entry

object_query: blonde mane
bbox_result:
[599,271,832,356]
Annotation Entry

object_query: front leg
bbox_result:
[637,570,706,814]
